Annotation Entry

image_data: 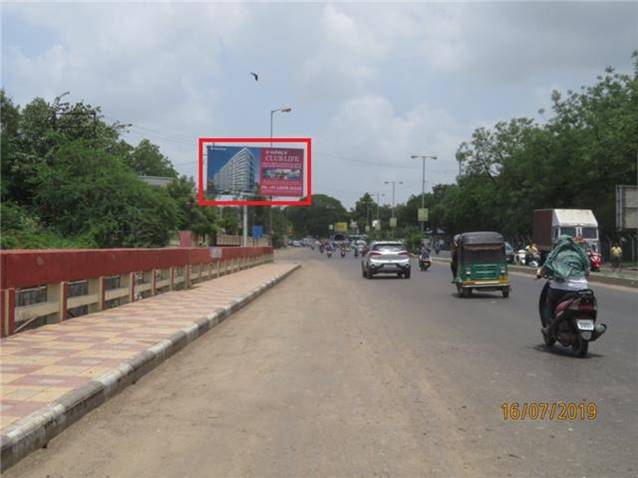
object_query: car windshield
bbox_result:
[373,243,403,252]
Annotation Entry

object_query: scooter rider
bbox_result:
[420,241,431,259]
[537,235,591,333]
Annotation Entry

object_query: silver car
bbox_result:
[361,241,411,279]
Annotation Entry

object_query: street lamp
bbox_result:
[411,154,437,235]
[270,107,292,146]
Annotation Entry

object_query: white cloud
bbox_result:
[314,95,466,206]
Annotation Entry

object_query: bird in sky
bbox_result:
[250,72,259,81]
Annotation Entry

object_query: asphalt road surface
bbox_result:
[8,249,637,478]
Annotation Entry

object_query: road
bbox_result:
[7,249,637,477]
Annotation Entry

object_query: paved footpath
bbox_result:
[0,261,299,471]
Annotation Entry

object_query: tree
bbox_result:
[128,139,177,177]
[286,194,348,237]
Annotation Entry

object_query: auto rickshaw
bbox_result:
[453,231,511,298]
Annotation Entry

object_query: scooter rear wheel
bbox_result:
[572,337,589,358]
[541,330,555,347]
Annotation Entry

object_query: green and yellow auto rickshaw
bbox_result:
[452,231,511,298]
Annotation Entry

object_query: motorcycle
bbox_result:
[326,249,333,258]
[526,251,541,268]
[418,254,432,271]
[538,278,606,357]
[340,248,346,258]
[354,247,359,258]
[587,250,602,272]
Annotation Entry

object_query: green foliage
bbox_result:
[0,91,234,249]
[429,52,638,243]
[128,139,177,177]
[286,194,348,237]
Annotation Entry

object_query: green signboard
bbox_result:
[417,208,429,222]
[390,217,397,228]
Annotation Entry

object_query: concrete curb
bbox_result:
[430,257,637,289]
[0,263,301,472]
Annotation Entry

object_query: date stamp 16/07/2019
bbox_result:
[501,402,598,421]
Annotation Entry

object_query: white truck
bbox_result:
[533,209,599,253]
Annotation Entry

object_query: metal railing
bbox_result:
[1,247,274,337]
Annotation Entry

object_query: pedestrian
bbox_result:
[450,235,459,282]
[610,243,623,272]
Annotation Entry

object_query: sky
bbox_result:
[2,1,637,208]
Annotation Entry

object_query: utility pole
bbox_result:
[411,154,437,235]
[373,193,385,223]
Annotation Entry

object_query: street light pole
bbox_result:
[384,181,403,219]
[411,154,437,235]
[373,193,385,222]
[267,107,293,243]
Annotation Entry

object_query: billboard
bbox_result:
[417,208,429,222]
[198,137,312,207]
[206,145,303,198]
[334,222,348,232]
[252,225,264,239]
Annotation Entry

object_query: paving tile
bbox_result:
[1,385,47,401]
[36,365,91,376]
[78,367,112,378]
[0,415,20,428]
[54,356,125,367]
[0,399,47,416]
[0,373,22,385]
[29,387,75,403]
[10,374,92,388]
[0,363,43,374]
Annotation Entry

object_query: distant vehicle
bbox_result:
[533,209,599,255]
[515,249,527,265]
[452,232,510,298]
[292,240,302,247]
[361,241,411,279]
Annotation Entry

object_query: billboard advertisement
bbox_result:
[198,137,311,207]
[259,147,304,197]
[417,208,429,222]
[206,145,304,198]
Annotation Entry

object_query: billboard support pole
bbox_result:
[242,205,248,246]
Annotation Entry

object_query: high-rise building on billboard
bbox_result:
[211,147,256,194]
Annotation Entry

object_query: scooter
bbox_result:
[526,251,541,268]
[418,254,432,271]
[326,249,333,258]
[354,247,359,258]
[588,250,602,272]
[538,279,606,358]
[340,248,346,258]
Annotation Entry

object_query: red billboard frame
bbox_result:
[197,137,312,206]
